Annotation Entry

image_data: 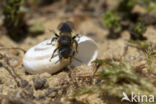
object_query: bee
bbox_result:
[48,22,79,63]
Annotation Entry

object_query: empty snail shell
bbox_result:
[23,35,98,74]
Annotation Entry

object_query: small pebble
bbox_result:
[33,77,49,90]
[21,80,29,87]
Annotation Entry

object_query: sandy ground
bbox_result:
[0,4,156,104]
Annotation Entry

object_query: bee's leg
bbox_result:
[50,30,59,37]
[69,55,73,63]
[69,52,74,63]
[49,48,59,62]
[47,30,60,45]
[47,37,58,45]
[51,37,58,46]
[73,40,78,53]
[72,51,75,56]
[72,34,79,40]
[54,33,59,37]
[52,32,60,45]
[55,52,62,64]
[72,34,79,53]
[72,34,81,43]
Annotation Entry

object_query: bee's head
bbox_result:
[58,21,74,33]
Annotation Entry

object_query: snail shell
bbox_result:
[23,36,98,74]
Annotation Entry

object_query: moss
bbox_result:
[118,0,137,13]
[74,59,156,102]
[3,0,28,42]
[147,2,156,13]
[129,22,147,40]
[103,11,122,33]
[99,62,156,97]
[139,0,156,13]
[74,86,98,96]
[128,40,156,72]
[134,22,146,36]
[128,40,152,52]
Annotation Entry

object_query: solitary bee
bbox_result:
[48,22,79,63]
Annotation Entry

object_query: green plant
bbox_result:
[147,2,156,13]
[138,0,156,13]
[3,0,28,42]
[74,59,156,102]
[134,22,146,36]
[128,40,152,52]
[74,86,98,96]
[145,47,156,71]
[128,40,156,71]
[118,0,137,13]
[130,22,147,40]
[103,11,122,33]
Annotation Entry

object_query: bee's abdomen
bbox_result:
[59,47,72,58]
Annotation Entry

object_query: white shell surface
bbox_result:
[23,36,98,74]
[71,36,98,66]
